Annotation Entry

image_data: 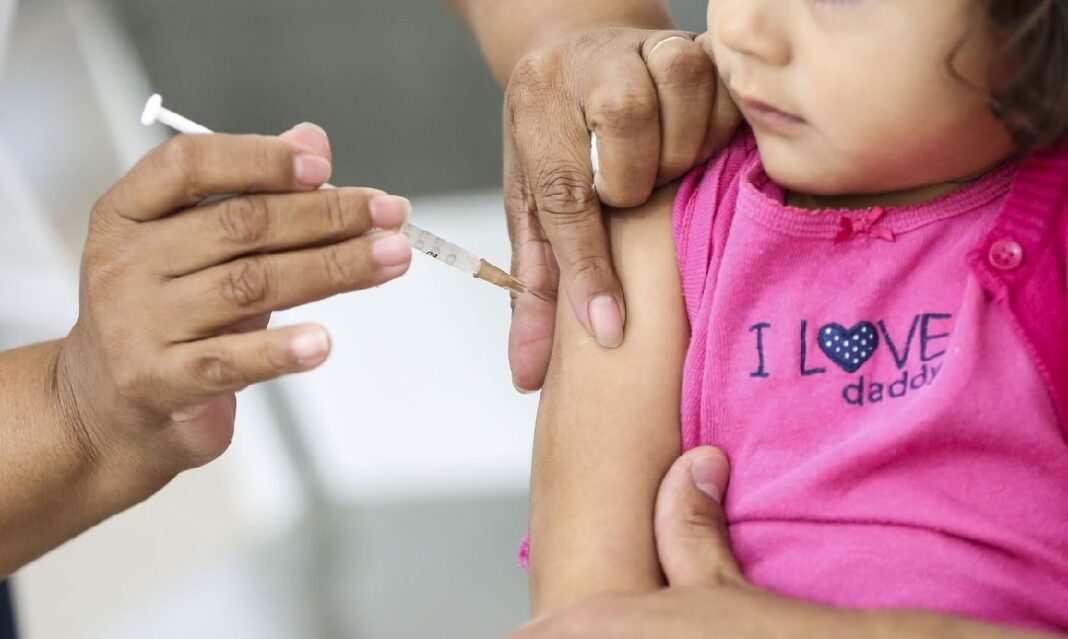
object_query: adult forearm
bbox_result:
[0,340,165,576]
[448,0,674,84]
[868,610,1063,639]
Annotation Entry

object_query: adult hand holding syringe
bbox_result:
[141,94,529,296]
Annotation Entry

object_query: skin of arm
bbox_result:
[527,185,688,615]
[0,341,160,576]
[446,0,674,84]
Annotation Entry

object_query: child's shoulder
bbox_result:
[675,126,759,224]
[1009,142,1068,249]
[670,126,758,267]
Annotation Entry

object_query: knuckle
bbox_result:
[160,135,202,191]
[588,88,659,133]
[261,336,292,373]
[188,350,244,389]
[219,196,271,246]
[651,46,713,87]
[85,203,127,266]
[573,27,619,51]
[534,163,597,219]
[81,233,132,299]
[219,258,271,308]
[507,48,563,107]
[83,253,123,298]
[254,138,280,181]
[321,243,360,288]
[113,365,155,405]
[568,251,612,281]
[324,188,360,235]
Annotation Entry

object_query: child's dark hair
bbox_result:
[981,0,1068,148]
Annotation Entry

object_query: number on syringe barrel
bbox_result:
[413,238,439,258]
[410,230,461,265]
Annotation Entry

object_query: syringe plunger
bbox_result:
[140,93,528,296]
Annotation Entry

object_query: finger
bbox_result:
[149,187,410,277]
[168,394,238,468]
[160,324,332,409]
[279,122,332,162]
[163,231,411,341]
[642,33,717,183]
[585,55,660,208]
[504,132,559,392]
[508,256,558,392]
[99,132,333,222]
[696,33,745,163]
[509,105,625,350]
[654,446,745,588]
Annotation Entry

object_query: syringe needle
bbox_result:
[141,93,534,297]
[474,259,530,297]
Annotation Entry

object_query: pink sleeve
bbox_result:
[673,128,758,325]
[518,532,530,570]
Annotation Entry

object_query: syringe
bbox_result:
[140,94,528,296]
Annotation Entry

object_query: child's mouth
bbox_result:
[736,95,807,132]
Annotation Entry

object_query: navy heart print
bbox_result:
[817,322,879,373]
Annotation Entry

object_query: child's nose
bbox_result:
[715,0,792,67]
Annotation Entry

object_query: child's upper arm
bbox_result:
[528,184,690,614]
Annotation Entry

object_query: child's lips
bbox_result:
[735,94,807,132]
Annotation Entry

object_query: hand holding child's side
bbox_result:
[512,448,1057,639]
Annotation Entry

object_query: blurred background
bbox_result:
[0,1,706,637]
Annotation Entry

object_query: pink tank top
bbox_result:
[674,130,1068,632]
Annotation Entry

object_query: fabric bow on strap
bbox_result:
[834,207,896,243]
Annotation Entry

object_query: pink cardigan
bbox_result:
[970,146,1068,437]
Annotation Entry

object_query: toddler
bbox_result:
[526,0,1068,633]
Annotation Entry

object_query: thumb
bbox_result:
[278,122,332,161]
[504,133,559,392]
[654,446,745,588]
[169,394,238,469]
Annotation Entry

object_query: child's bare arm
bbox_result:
[528,185,689,615]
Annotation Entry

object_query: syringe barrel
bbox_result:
[400,223,481,275]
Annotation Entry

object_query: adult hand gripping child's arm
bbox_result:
[527,184,688,615]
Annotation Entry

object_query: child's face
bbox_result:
[706,0,1016,197]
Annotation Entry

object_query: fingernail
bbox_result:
[512,374,537,395]
[291,327,330,365]
[372,233,412,267]
[691,453,729,504]
[171,403,209,423]
[296,121,329,144]
[369,195,412,229]
[588,295,624,348]
[294,155,331,187]
[281,122,331,156]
